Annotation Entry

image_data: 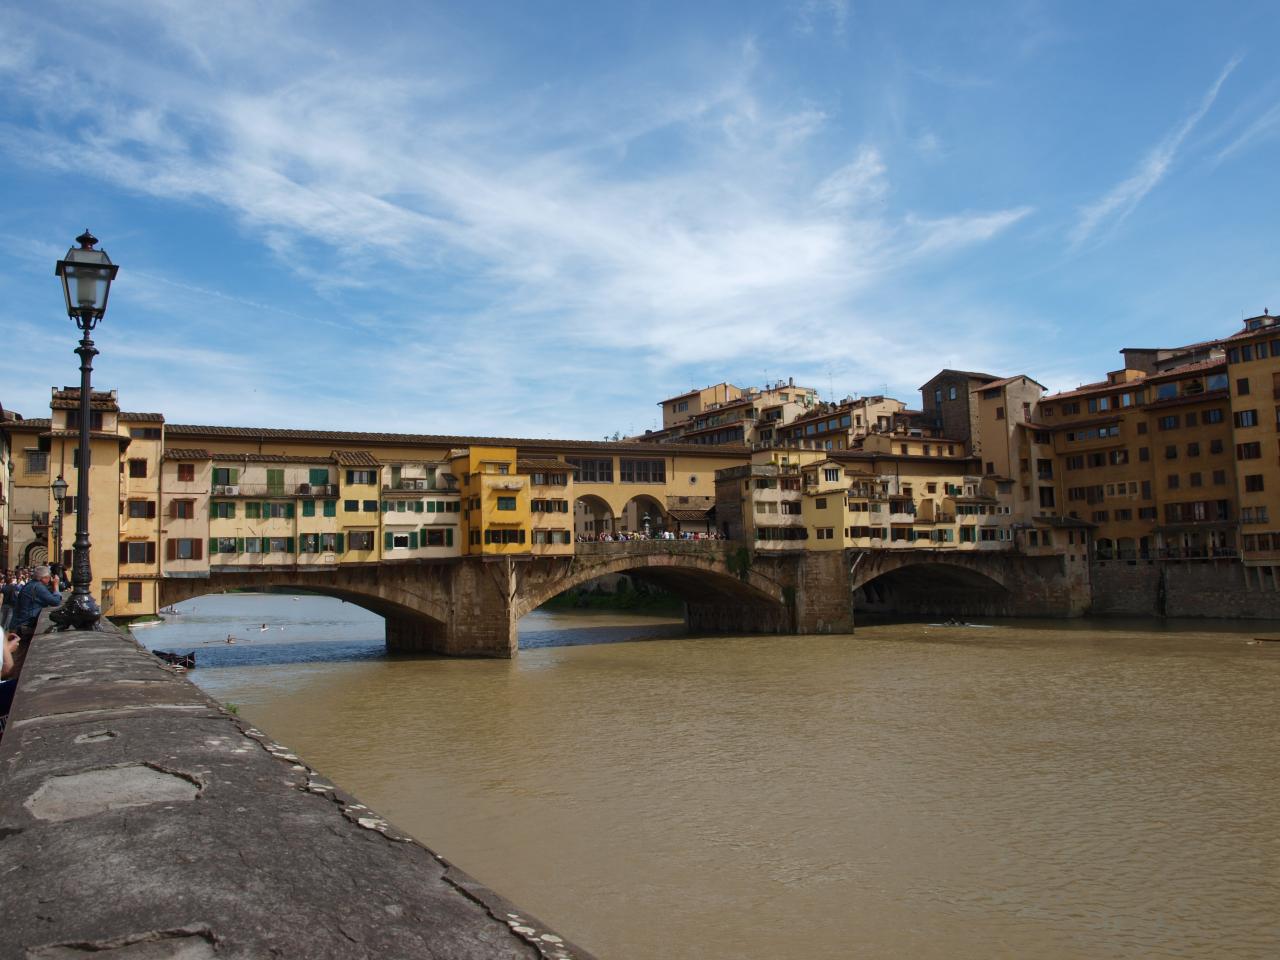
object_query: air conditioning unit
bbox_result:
[225,485,239,496]
[405,479,424,490]
[298,483,311,495]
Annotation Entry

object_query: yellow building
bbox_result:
[1224,314,1280,568]
[457,446,529,555]
[519,458,575,555]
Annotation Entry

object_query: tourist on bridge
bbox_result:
[11,566,62,643]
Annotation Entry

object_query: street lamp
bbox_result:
[51,474,68,571]
[53,230,118,630]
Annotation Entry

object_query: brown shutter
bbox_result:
[118,543,128,562]
[166,538,177,561]
[147,501,157,519]
[169,501,178,519]
[145,542,156,564]
[193,539,202,560]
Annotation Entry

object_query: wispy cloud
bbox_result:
[793,0,850,38]
[1069,56,1240,249]
[1215,99,1280,163]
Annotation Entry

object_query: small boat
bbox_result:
[1252,637,1280,643]
[153,650,196,669]
[160,605,180,616]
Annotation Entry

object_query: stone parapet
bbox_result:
[0,617,593,960]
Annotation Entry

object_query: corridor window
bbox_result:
[128,459,148,478]
[566,457,613,482]
[620,459,666,483]
[346,469,378,485]
[824,468,840,482]
[349,531,374,550]
[177,463,195,481]
[497,496,517,511]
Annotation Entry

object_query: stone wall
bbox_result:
[0,616,593,958]
[1091,558,1280,619]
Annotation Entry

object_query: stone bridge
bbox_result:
[158,543,1088,657]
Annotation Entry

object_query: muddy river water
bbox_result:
[143,596,1280,959]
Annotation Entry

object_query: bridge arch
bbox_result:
[850,553,1011,617]
[512,545,792,632]
[620,494,666,535]
[573,494,616,538]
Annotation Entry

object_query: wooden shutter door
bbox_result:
[166,539,177,561]
[145,542,156,563]
[193,539,202,560]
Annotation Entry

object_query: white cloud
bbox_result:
[1069,56,1240,249]
[0,2,1034,436]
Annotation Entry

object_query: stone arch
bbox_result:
[620,494,666,535]
[573,494,616,538]
[512,547,790,627]
[157,567,451,633]
[851,555,1011,618]
[23,541,48,566]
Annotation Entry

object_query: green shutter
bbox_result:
[285,503,295,519]
[385,531,393,550]
[229,503,237,519]
[229,468,239,484]
[383,501,390,512]
[445,529,453,547]
[260,537,269,553]
[208,537,217,555]
[285,537,294,553]
[310,468,327,485]
[246,502,258,519]
[323,500,336,517]
[415,501,424,513]
[236,537,244,553]
[409,531,418,549]
[346,470,354,484]
[335,533,344,553]
[302,500,315,517]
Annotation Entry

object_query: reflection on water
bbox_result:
[142,596,1280,960]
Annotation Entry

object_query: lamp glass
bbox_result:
[52,475,68,501]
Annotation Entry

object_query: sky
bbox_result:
[1,1,1278,439]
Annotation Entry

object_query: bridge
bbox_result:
[158,542,1089,657]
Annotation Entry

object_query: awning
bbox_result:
[668,508,715,522]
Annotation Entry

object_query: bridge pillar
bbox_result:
[382,560,518,658]
[792,551,854,634]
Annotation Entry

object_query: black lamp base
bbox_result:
[50,593,102,632]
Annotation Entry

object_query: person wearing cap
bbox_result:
[11,566,62,643]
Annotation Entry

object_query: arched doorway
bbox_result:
[621,494,666,536]
[574,495,616,539]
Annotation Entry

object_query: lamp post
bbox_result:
[51,474,68,571]
[53,230,118,630]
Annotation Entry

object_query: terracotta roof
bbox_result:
[120,412,165,422]
[516,458,576,472]
[212,452,335,464]
[1042,379,1113,401]
[971,374,1047,393]
[40,429,130,445]
[668,508,714,521]
[50,392,119,411]
[164,448,212,461]
[164,423,748,457]
[1144,357,1226,383]
[7,418,51,431]
[332,450,381,467]
[918,369,999,390]
[831,450,983,466]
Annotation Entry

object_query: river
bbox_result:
[139,594,1280,960]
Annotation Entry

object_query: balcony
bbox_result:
[211,483,339,498]
[384,479,451,492]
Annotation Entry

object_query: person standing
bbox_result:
[0,577,19,632]
[11,566,62,643]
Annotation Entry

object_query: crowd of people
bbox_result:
[1,564,70,734]
[576,529,727,543]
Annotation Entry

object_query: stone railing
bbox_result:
[0,616,593,959]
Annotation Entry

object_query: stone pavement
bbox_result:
[0,617,595,959]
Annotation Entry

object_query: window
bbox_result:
[127,500,156,519]
[120,541,156,564]
[24,450,48,474]
[815,528,835,540]
[1186,442,1200,457]
[947,385,957,400]
[320,533,342,552]
[127,582,143,604]
[210,501,235,519]
[824,468,840,482]
[323,500,337,517]
[1165,445,1177,460]
[344,500,359,512]
[299,533,320,553]
[618,458,666,483]
[1203,408,1224,424]
[1237,442,1262,460]
[815,497,828,509]
[177,463,195,481]
[1039,487,1056,508]
[484,529,527,545]
[266,469,285,495]
[167,538,201,561]
[1136,421,1148,435]
[565,457,613,482]
[267,537,291,554]
[1185,412,1198,427]
[309,468,329,486]
[1237,378,1251,396]
[995,406,1005,420]
[346,469,378,485]
[128,459,148,478]
[1245,475,1265,492]
[302,500,315,517]
[170,500,195,519]
[1210,438,1224,454]
[1158,415,1179,431]
[1234,409,1259,428]
[1167,475,1180,490]
[1213,469,1227,485]
[349,531,374,551]
[1190,472,1203,488]
[1138,447,1150,462]
[362,500,378,512]
[497,496,517,511]
[212,467,238,486]
[934,389,943,405]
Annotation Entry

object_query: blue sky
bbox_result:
[1,1,1277,438]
